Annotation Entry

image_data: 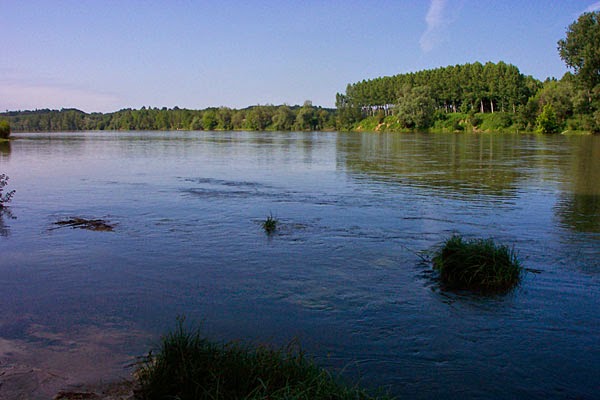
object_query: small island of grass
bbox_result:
[432,235,522,292]
[262,213,278,234]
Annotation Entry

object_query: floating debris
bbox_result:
[53,217,115,232]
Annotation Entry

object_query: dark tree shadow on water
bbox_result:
[0,207,15,237]
[0,172,16,236]
[0,140,10,159]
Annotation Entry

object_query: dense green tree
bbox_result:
[216,107,233,130]
[202,110,218,130]
[231,110,245,129]
[536,104,560,133]
[537,78,574,125]
[558,12,600,92]
[395,86,436,130]
[294,101,317,130]
[244,106,272,130]
[340,62,535,116]
[558,11,600,131]
[272,105,294,130]
[335,92,361,130]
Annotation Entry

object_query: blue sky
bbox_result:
[1,1,599,113]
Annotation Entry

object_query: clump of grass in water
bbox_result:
[262,213,278,234]
[136,318,393,400]
[432,235,522,292]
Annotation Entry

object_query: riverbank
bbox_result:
[0,318,148,400]
[352,113,596,134]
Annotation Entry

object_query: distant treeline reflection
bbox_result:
[340,133,600,233]
[339,132,524,198]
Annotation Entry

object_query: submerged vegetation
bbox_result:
[262,213,278,234]
[52,217,115,232]
[136,318,392,400]
[432,235,522,292]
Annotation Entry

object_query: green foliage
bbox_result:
[395,85,436,130]
[262,213,278,234]
[0,105,337,133]
[335,92,362,130]
[0,120,11,139]
[467,112,483,128]
[432,235,522,292]
[536,79,574,124]
[478,112,514,131]
[245,106,273,130]
[272,105,294,130]
[294,100,319,131]
[352,116,381,132]
[536,104,560,133]
[343,61,534,115]
[136,318,392,400]
[0,174,15,209]
[432,113,466,132]
[558,12,600,92]
[202,110,218,130]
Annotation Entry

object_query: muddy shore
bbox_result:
[0,320,150,400]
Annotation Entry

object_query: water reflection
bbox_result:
[0,140,11,160]
[339,132,600,234]
[555,136,600,233]
[0,207,14,237]
[1,131,599,399]
[338,132,527,199]
[557,194,600,233]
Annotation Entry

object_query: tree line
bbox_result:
[338,61,539,115]
[3,12,599,134]
[336,11,600,133]
[1,102,336,132]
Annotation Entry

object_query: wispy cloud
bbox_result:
[585,2,600,12]
[420,0,449,52]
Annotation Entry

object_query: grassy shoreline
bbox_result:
[352,113,596,135]
[136,318,393,400]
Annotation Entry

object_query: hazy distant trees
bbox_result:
[1,104,337,133]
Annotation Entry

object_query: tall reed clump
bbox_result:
[262,213,278,234]
[136,318,392,400]
[432,235,522,292]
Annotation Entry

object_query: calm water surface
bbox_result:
[0,131,598,399]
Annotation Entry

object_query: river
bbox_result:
[0,131,598,399]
